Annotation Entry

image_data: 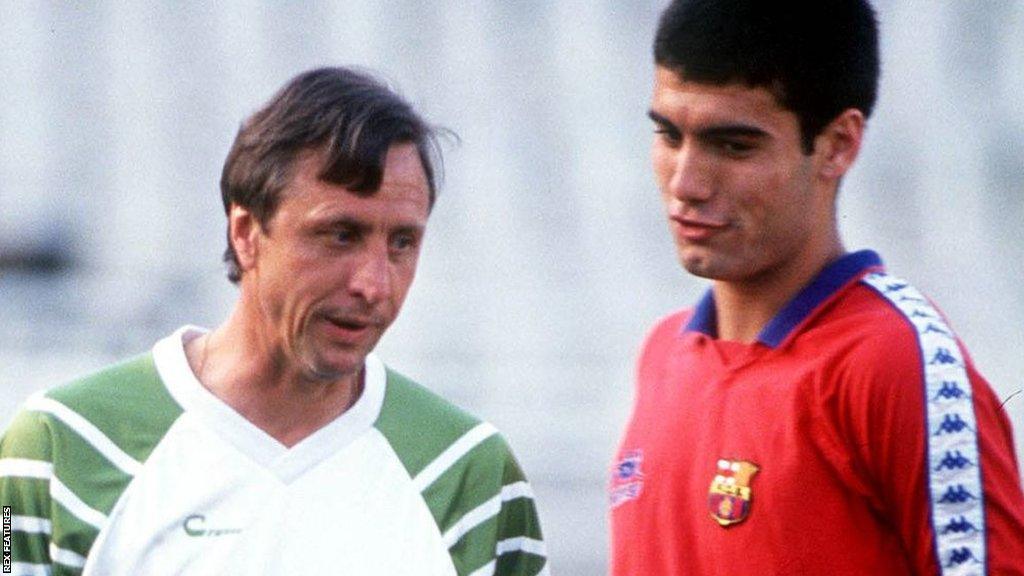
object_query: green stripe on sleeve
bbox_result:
[425,434,545,575]
[0,477,49,521]
[501,450,528,486]
[2,408,55,569]
[3,414,115,563]
[46,354,183,463]
[53,564,84,576]
[495,550,548,575]
[422,434,508,527]
[1,412,53,461]
[47,424,133,514]
[10,530,50,565]
[451,514,499,575]
[50,500,101,561]
[451,499,545,575]
[494,498,544,542]
[372,366,545,576]
[1,355,177,572]
[2,410,130,519]
[375,369,481,478]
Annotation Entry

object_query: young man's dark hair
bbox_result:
[654,0,879,153]
[220,66,443,283]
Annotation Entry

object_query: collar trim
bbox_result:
[683,250,884,347]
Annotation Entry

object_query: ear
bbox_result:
[815,108,865,180]
[228,204,262,274]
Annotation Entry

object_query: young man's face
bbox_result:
[649,67,838,286]
[242,143,430,382]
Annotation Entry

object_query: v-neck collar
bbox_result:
[152,325,387,484]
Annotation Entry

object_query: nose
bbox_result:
[662,145,712,203]
[348,245,391,305]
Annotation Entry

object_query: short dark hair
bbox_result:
[654,0,879,153]
[220,66,444,283]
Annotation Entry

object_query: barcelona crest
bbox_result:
[707,459,759,527]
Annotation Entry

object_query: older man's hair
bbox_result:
[220,66,444,283]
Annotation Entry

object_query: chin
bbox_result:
[304,351,367,382]
[678,250,720,280]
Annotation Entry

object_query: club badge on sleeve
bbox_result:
[609,450,645,508]
[708,459,759,527]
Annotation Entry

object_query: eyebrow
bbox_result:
[647,110,770,140]
[697,125,770,140]
[316,215,424,236]
[647,110,675,128]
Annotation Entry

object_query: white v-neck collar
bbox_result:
[152,325,387,484]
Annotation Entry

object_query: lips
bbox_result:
[669,214,728,241]
[320,313,380,343]
[329,317,369,331]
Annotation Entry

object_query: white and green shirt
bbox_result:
[1,327,547,575]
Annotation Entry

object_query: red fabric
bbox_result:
[610,280,1024,575]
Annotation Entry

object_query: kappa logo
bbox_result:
[940,515,980,535]
[937,484,978,504]
[707,459,759,527]
[933,381,967,401]
[609,450,644,508]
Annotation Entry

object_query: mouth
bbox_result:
[669,214,728,241]
[320,313,380,342]
[329,317,369,331]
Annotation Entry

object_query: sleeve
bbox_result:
[831,323,1024,575]
[487,449,546,576]
[962,363,1024,575]
[1,408,56,574]
[441,434,548,576]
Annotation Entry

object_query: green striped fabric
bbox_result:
[0,354,183,575]
[375,369,547,575]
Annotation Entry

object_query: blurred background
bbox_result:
[1,1,1022,573]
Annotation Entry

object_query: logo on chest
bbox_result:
[707,459,759,527]
[183,514,243,537]
[609,450,645,508]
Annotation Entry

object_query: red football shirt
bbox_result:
[611,251,1024,575]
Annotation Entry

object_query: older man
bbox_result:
[1,67,546,576]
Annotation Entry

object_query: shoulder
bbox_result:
[376,367,482,437]
[865,273,971,367]
[807,271,982,437]
[374,368,520,483]
[807,272,959,374]
[49,353,180,424]
[645,309,691,344]
[0,355,185,568]
[638,309,690,359]
[2,353,183,465]
[373,368,546,573]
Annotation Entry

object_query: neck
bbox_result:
[185,302,364,448]
[712,238,844,343]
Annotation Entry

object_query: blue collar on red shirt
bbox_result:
[683,250,884,347]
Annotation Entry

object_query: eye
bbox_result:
[390,232,419,252]
[714,139,755,156]
[332,227,360,246]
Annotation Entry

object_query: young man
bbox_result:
[1,68,547,576]
[610,1,1024,574]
